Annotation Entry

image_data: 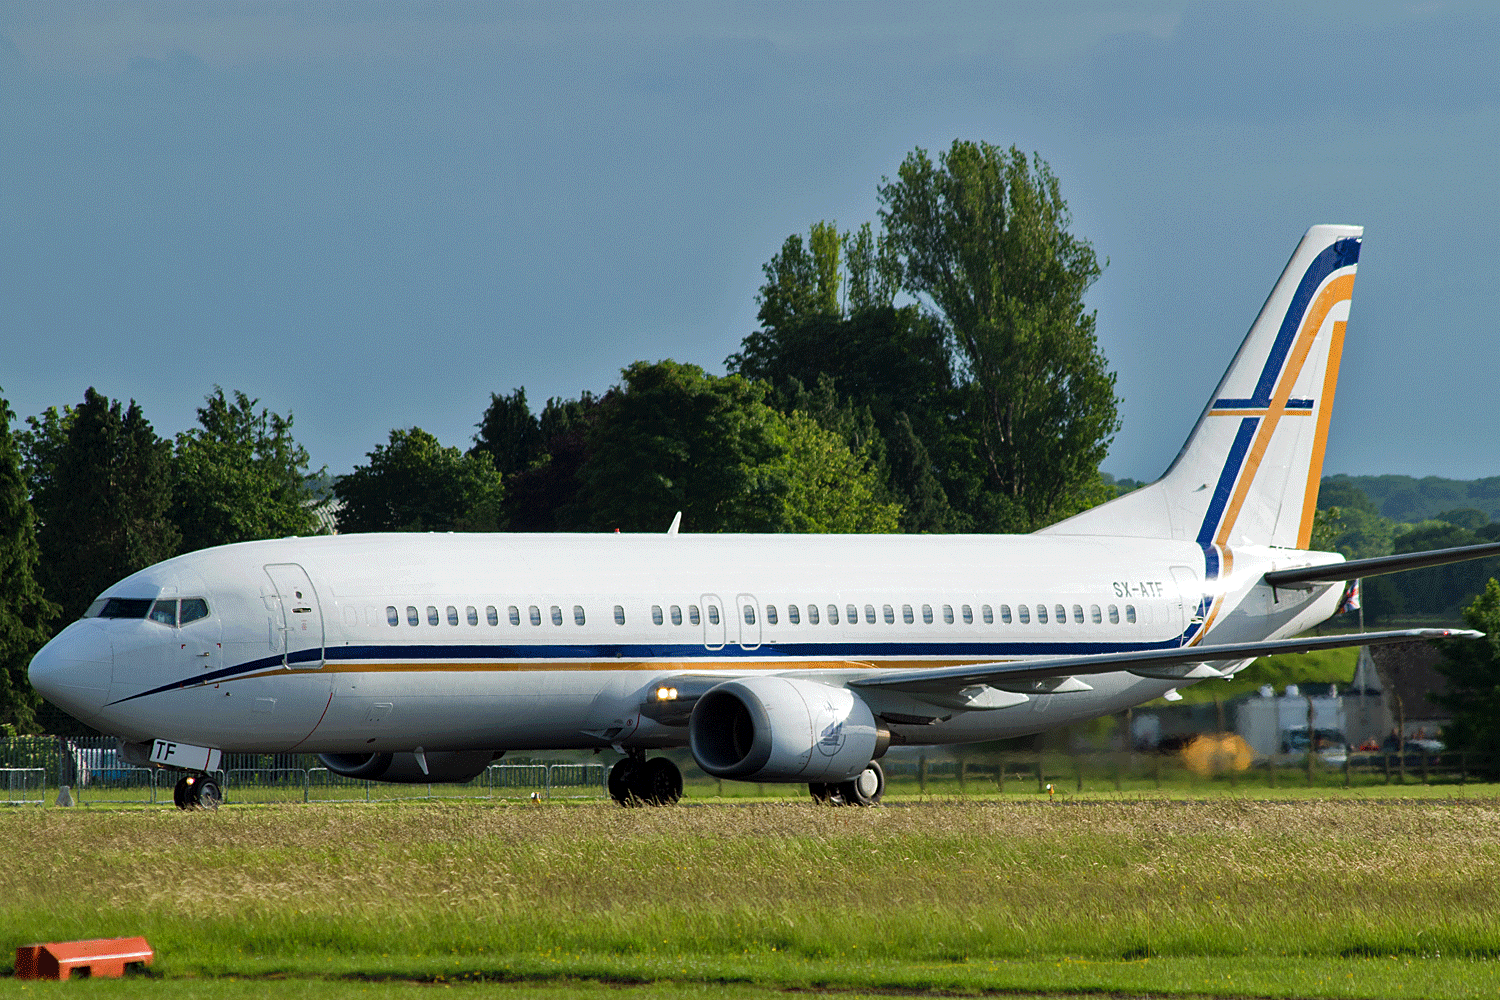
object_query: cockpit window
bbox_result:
[89,598,154,619]
[149,599,178,626]
[180,598,210,625]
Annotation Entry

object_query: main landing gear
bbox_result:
[810,759,885,807]
[608,753,683,806]
[172,773,222,811]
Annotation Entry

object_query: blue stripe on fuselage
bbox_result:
[107,632,1200,705]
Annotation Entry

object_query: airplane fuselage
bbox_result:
[41,531,1344,755]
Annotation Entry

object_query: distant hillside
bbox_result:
[1323,474,1500,524]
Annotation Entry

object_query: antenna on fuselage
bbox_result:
[667,511,682,535]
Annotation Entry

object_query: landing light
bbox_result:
[655,686,678,701]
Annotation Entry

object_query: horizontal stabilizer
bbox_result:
[850,628,1479,697]
[1265,540,1500,587]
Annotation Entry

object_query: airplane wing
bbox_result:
[845,628,1478,699]
[1265,541,1500,587]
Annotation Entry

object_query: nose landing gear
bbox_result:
[608,753,683,806]
[172,773,222,811]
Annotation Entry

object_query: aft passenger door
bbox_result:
[265,563,325,669]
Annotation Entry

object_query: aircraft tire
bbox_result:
[808,782,832,803]
[608,759,639,806]
[195,778,222,811]
[173,775,192,810]
[637,757,683,805]
[835,760,885,807]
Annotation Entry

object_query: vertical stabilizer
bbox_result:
[1043,224,1362,562]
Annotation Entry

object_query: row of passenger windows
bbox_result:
[384,601,1140,628]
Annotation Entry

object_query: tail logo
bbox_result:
[1195,237,1361,572]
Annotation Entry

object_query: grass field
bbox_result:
[4,792,1500,998]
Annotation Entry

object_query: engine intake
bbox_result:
[688,676,882,783]
[317,750,495,784]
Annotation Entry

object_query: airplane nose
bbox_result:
[28,622,113,720]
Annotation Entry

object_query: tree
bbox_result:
[577,361,902,534]
[578,361,785,533]
[879,140,1120,530]
[1433,579,1500,762]
[22,388,180,622]
[471,388,544,479]
[335,428,504,533]
[729,221,958,532]
[172,388,324,553]
[0,391,58,732]
[495,391,602,531]
[756,411,901,533]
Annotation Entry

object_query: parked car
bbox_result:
[1279,727,1349,766]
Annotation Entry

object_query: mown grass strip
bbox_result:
[4,798,1499,998]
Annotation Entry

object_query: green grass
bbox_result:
[4,796,1500,998]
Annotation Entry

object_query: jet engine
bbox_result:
[688,676,885,783]
[317,750,496,784]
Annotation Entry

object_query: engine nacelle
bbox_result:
[688,676,882,783]
[317,750,495,784]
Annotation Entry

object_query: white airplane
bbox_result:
[28,225,1496,809]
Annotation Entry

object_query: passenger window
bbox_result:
[407,606,419,626]
[845,604,857,624]
[744,605,756,625]
[670,605,682,625]
[447,606,459,627]
[982,604,993,625]
[1018,605,1029,624]
[903,604,914,624]
[529,605,542,626]
[614,605,626,625]
[788,604,800,624]
[766,605,777,625]
[508,605,521,626]
[1037,605,1048,624]
[387,606,400,627]
[689,605,700,625]
[707,605,720,625]
[1090,604,1102,624]
[864,604,876,624]
[922,604,933,625]
[180,598,209,625]
[883,604,894,625]
[427,606,439,626]
[466,606,478,626]
[1055,604,1067,624]
[550,606,563,626]
[961,604,973,625]
[1108,604,1119,624]
[1000,604,1012,624]
[1126,604,1137,624]
[942,605,954,625]
[652,605,664,626]
[487,606,499,626]
[1072,604,1083,624]
[828,605,840,625]
[808,605,820,625]
[574,605,586,626]
[149,599,177,626]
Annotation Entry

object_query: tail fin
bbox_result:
[1044,224,1362,556]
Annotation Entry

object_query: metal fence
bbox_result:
[0,736,606,806]
[5,734,1500,805]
